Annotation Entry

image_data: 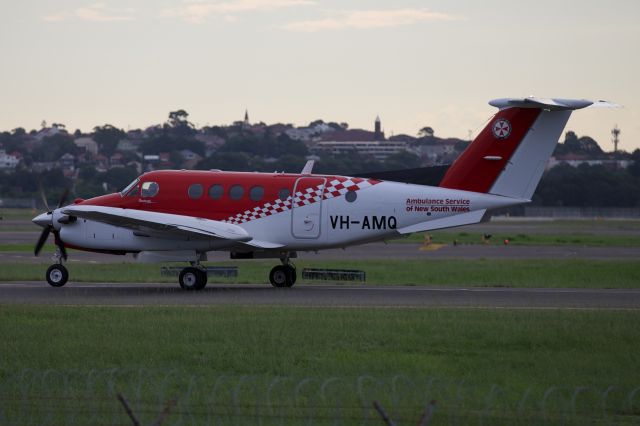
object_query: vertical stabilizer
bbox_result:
[439,97,610,199]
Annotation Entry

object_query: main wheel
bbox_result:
[46,264,68,287]
[269,265,296,288]
[179,267,207,290]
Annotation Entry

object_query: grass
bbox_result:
[0,208,37,221]
[395,230,640,246]
[1,306,639,424]
[0,259,639,288]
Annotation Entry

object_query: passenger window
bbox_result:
[345,190,357,203]
[141,182,159,198]
[249,186,264,201]
[229,185,244,200]
[208,184,223,200]
[188,183,203,199]
[278,188,290,201]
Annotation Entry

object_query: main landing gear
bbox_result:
[45,248,68,287]
[178,263,208,290]
[269,254,296,288]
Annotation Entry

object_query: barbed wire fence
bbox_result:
[0,369,639,425]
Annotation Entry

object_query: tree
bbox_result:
[418,126,435,138]
[629,149,640,177]
[93,125,126,157]
[32,133,78,162]
[383,151,422,170]
[167,109,195,138]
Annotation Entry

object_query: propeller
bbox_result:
[33,187,70,260]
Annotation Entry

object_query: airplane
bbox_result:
[32,97,616,290]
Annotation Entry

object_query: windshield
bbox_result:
[119,178,140,196]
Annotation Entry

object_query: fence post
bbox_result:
[117,393,141,426]
[417,400,437,426]
[373,401,396,426]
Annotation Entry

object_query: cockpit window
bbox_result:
[119,178,140,197]
[141,181,159,198]
[127,186,139,197]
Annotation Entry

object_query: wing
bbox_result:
[62,205,252,242]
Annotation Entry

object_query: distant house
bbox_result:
[286,128,316,142]
[73,137,99,155]
[32,162,57,173]
[195,134,225,157]
[34,126,65,142]
[59,153,75,171]
[109,153,124,167]
[96,154,109,172]
[116,139,138,152]
[0,150,19,171]
[418,139,459,164]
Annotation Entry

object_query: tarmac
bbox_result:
[2,242,640,263]
[1,282,640,309]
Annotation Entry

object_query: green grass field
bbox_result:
[1,259,639,288]
[1,306,639,424]
[395,230,640,246]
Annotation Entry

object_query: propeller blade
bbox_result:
[54,231,68,261]
[34,226,51,256]
[38,182,51,211]
[57,188,70,209]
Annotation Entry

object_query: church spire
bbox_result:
[244,109,249,126]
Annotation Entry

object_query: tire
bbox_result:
[285,266,296,287]
[179,267,207,290]
[46,264,68,287]
[269,265,296,288]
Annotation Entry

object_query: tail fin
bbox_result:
[439,97,615,199]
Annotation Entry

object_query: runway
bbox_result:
[2,243,640,263]
[1,282,639,309]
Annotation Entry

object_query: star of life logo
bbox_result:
[492,119,511,139]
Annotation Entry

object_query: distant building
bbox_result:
[59,153,76,175]
[374,115,383,141]
[418,139,459,164]
[116,139,138,152]
[243,109,250,128]
[73,137,98,155]
[0,150,19,171]
[547,155,631,170]
[309,116,403,161]
[311,140,410,162]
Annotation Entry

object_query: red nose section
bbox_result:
[79,193,125,208]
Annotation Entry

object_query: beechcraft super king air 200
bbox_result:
[32,97,616,289]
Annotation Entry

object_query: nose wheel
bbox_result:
[46,264,69,287]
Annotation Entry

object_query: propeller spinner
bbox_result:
[32,188,69,260]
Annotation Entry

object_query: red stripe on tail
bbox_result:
[439,108,541,193]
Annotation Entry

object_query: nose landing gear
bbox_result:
[45,247,69,287]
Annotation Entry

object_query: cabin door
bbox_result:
[291,177,326,239]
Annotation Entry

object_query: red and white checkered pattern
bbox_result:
[224,177,379,225]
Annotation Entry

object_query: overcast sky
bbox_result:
[1,0,638,151]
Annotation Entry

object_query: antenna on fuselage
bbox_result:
[301,160,315,175]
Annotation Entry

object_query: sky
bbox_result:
[1,0,639,151]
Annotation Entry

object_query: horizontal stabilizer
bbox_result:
[489,97,619,111]
[397,209,487,234]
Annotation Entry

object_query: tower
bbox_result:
[611,125,620,153]
[243,109,250,127]
[374,115,382,141]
